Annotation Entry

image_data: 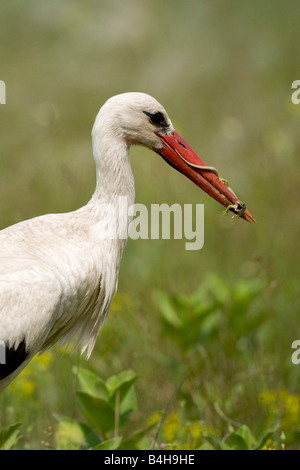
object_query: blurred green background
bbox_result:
[0,0,300,449]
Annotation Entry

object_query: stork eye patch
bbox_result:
[143,110,167,127]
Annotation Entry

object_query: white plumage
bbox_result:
[0,92,254,391]
[0,93,172,390]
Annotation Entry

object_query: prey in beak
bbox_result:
[154,130,255,224]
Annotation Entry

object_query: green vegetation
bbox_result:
[1,276,300,449]
[0,0,300,450]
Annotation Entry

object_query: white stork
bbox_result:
[0,92,255,390]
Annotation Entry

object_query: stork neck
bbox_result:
[90,135,135,210]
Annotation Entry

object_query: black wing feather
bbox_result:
[0,340,29,380]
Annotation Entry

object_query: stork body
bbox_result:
[0,93,254,391]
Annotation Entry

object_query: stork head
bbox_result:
[93,92,173,149]
[93,92,255,223]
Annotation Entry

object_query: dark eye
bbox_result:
[143,110,167,127]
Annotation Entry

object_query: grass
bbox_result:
[1,0,300,449]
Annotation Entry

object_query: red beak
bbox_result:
[154,130,255,224]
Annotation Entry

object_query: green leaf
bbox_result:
[253,425,278,450]
[106,370,138,407]
[105,370,138,427]
[236,425,253,448]
[119,422,156,450]
[227,425,253,450]
[232,279,266,317]
[73,367,109,400]
[197,442,216,450]
[54,415,100,450]
[119,386,138,417]
[0,423,22,450]
[227,433,249,450]
[76,392,115,434]
[202,431,225,450]
[156,291,182,329]
[93,436,122,450]
[218,442,233,450]
[203,274,230,306]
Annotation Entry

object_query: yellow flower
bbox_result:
[147,411,163,426]
[182,443,193,450]
[259,390,276,405]
[190,422,202,446]
[163,413,180,443]
[11,375,36,398]
[259,388,300,433]
[19,377,36,397]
